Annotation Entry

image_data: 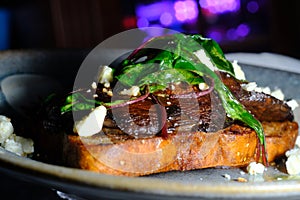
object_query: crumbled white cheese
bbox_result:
[296,136,300,148]
[285,148,300,175]
[3,138,23,156]
[232,60,246,80]
[250,86,271,95]
[241,82,286,101]
[120,86,140,97]
[0,115,34,156]
[285,135,300,175]
[0,115,14,144]
[91,81,97,89]
[14,135,34,154]
[286,99,299,111]
[261,87,271,95]
[242,82,258,92]
[246,162,265,175]
[99,65,113,88]
[241,82,271,95]
[270,88,285,101]
[194,49,216,72]
[285,133,300,176]
[74,105,107,137]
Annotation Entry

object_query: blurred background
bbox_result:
[0,1,299,199]
[0,0,299,59]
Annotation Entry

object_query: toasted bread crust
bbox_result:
[63,121,298,176]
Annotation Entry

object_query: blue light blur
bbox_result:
[226,23,250,41]
[236,24,250,37]
[247,1,259,13]
[207,30,222,42]
[135,1,174,25]
[137,17,149,28]
[0,9,10,50]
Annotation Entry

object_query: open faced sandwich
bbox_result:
[32,34,299,176]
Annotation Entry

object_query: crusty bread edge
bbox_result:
[63,121,298,176]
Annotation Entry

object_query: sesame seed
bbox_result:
[236,177,247,182]
[107,91,113,96]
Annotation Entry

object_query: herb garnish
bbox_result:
[61,34,268,165]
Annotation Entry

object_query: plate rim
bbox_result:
[1,147,300,199]
[0,51,300,199]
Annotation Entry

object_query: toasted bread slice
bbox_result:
[63,121,298,176]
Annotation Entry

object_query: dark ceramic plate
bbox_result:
[0,50,299,200]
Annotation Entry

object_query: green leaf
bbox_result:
[116,63,160,86]
[191,34,235,75]
[140,68,203,86]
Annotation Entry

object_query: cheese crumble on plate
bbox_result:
[0,115,34,156]
[285,135,300,175]
[233,61,299,176]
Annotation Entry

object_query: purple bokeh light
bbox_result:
[137,17,149,28]
[226,28,238,40]
[136,2,173,21]
[160,12,173,26]
[247,1,259,13]
[199,0,240,14]
[226,23,250,40]
[207,30,222,42]
[207,23,250,43]
[236,24,250,37]
[135,0,199,29]
[174,0,199,22]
